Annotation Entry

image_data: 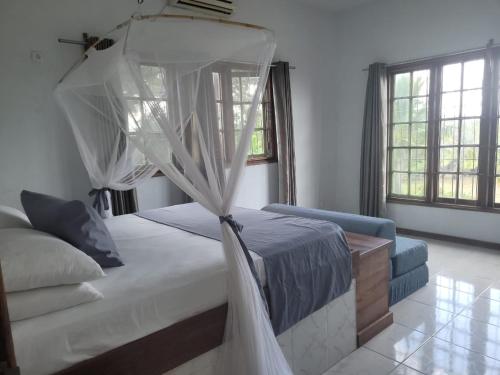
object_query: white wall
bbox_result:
[321,0,500,242]
[234,163,279,209]
[233,0,336,208]
[0,0,335,211]
[136,176,185,211]
[0,0,163,210]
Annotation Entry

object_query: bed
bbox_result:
[6,208,357,375]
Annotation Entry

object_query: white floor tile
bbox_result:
[436,314,500,361]
[481,282,500,302]
[320,237,500,375]
[391,299,454,336]
[363,323,430,362]
[447,261,500,281]
[389,364,424,374]
[460,296,500,327]
[430,272,493,296]
[407,283,476,314]
[323,347,398,375]
[403,337,500,375]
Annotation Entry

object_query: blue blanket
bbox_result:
[136,203,352,334]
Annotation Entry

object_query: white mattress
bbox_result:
[12,214,265,375]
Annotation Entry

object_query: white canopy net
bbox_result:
[56,15,291,375]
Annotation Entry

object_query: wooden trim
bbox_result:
[357,312,393,347]
[387,196,500,214]
[55,305,227,375]
[487,47,500,207]
[397,227,500,250]
[246,157,277,166]
[153,157,277,174]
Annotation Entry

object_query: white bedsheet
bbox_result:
[12,214,264,375]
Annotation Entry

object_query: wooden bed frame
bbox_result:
[0,232,393,375]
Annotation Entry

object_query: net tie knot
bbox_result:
[219,215,244,233]
[89,188,111,215]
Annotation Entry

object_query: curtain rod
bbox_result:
[362,39,498,71]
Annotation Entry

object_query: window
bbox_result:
[388,48,500,210]
[438,60,483,202]
[495,65,500,205]
[212,67,277,164]
[127,65,276,166]
[389,70,430,198]
[124,65,167,169]
[126,65,168,134]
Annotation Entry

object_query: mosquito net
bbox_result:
[56,15,291,375]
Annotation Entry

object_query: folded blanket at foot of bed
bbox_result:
[136,203,352,335]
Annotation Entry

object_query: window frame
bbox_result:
[387,47,500,212]
[490,49,500,208]
[147,63,277,178]
[212,63,278,166]
[387,61,435,202]
[246,71,278,165]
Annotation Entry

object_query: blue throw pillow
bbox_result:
[21,190,123,268]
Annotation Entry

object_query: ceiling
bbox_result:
[294,0,379,12]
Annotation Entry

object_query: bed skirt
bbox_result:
[164,281,356,375]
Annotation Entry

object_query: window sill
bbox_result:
[152,157,278,177]
[387,197,500,214]
[247,157,278,166]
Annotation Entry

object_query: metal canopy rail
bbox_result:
[57,16,296,69]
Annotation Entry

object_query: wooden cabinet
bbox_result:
[345,232,393,346]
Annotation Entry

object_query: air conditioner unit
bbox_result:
[168,0,234,16]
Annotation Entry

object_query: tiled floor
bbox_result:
[324,237,500,375]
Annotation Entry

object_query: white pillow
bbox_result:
[0,228,105,292]
[0,205,31,229]
[7,282,103,321]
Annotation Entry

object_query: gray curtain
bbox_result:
[360,63,388,217]
[111,189,138,215]
[271,62,297,205]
